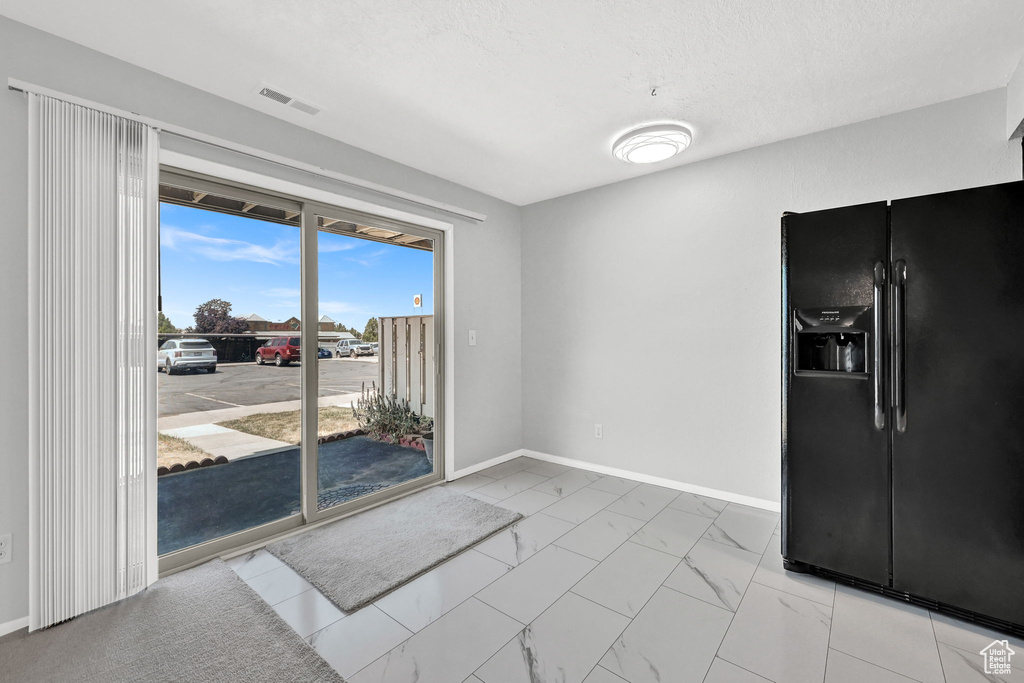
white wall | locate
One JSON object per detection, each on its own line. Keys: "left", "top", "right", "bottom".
{"left": 1008, "top": 57, "right": 1024, "bottom": 139}
{"left": 0, "top": 16, "right": 522, "bottom": 627}
{"left": 521, "top": 89, "right": 1021, "bottom": 507}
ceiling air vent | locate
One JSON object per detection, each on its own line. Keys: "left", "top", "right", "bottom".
{"left": 258, "top": 86, "right": 292, "bottom": 105}
{"left": 289, "top": 100, "right": 321, "bottom": 116}
{"left": 256, "top": 85, "right": 322, "bottom": 116}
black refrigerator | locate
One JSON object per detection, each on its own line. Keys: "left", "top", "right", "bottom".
{"left": 782, "top": 180, "right": 1024, "bottom": 635}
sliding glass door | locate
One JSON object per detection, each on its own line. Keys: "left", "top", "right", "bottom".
{"left": 157, "top": 173, "right": 444, "bottom": 571}
{"left": 157, "top": 175, "right": 304, "bottom": 563}
{"left": 305, "top": 206, "right": 442, "bottom": 522}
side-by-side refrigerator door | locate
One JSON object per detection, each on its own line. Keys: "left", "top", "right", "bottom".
{"left": 783, "top": 202, "right": 890, "bottom": 584}
{"left": 890, "top": 181, "right": 1024, "bottom": 626}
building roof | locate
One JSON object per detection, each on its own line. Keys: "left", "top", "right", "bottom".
{"left": 319, "top": 314, "right": 335, "bottom": 323}
{"left": 242, "top": 313, "right": 267, "bottom": 322}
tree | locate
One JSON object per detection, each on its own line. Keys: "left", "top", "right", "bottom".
{"left": 332, "top": 322, "right": 361, "bottom": 338}
{"left": 362, "top": 317, "right": 379, "bottom": 342}
{"left": 190, "top": 298, "right": 250, "bottom": 334}
{"left": 157, "top": 312, "right": 179, "bottom": 334}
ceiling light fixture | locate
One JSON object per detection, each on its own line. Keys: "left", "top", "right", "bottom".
{"left": 612, "top": 123, "right": 693, "bottom": 164}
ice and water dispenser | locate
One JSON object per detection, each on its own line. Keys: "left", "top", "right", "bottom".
{"left": 793, "top": 306, "right": 870, "bottom": 376}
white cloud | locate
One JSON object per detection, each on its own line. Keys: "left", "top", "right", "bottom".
{"left": 318, "top": 241, "right": 358, "bottom": 253}
{"left": 319, "top": 300, "right": 368, "bottom": 315}
{"left": 348, "top": 248, "right": 389, "bottom": 268}
{"left": 262, "top": 287, "right": 301, "bottom": 298}
{"left": 161, "top": 226, "right": 298, "bottom": 265}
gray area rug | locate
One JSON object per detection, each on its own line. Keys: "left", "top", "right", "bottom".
{"left": 268, "top": 486, "right": 522, "bottom": 611}
{"left": 0, "top": 559, "right": 343, "bottom": 683}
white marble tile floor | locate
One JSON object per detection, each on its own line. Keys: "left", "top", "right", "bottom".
{"left": 225, "top": 456, "right": 1010, "bottom": 682}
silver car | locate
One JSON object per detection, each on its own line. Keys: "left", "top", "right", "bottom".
{"left": 335, "top": 338, "right": 374, "bottom": 358}
{"left": 158, "top": 338, "right": 217, "bottom": 374}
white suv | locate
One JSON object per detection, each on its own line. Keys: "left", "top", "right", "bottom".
{"left": 335, "top": 339, "right": 374, "bottom": 358}
{"left": 158, "top": 339, "right": 217, "bottom": 374}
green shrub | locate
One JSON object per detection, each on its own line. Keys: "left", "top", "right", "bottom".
{"left": 351, "top": 383, "right": 429, "bottom": 443}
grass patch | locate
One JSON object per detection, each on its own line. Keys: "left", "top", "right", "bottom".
{"left": 217, "top": 406, "right": 359, "bottom": 445}
{"left": 158, "top": 433, "right": 212, "bottom": 469}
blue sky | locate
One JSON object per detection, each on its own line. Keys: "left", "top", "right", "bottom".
{"left": 160, "top": 203, "right": 433, "bottom": 332}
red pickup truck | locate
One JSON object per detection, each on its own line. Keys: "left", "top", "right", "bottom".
{"left": 256, "top": 336, "right": 301, "bottom": 366}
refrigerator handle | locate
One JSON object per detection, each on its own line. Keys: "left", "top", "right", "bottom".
{"left": 873, "top": 262, "right": 885, "bottom": 430}
{"left": 893, "top": 260, "right": 907, "bottom": 433}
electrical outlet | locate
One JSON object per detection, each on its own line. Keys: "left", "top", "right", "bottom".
{"left": 594, "top": 424, "right": 603, "bottom": 439}
{"left": 0, "top": 533, "right": 10, "bottom": 565}
{"left": 468, "top": 329, "right": 477, "bottom": 346}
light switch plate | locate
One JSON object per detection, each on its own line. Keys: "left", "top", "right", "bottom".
{"left": 468, "top": 329, "right": 477, "bottom": 346}
{"left": 0, "top": 533, "right": 10, "bottom": 565}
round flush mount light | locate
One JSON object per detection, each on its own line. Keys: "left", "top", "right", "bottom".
{"left": 612, "top": 123, "right": 693, "bottom": 164}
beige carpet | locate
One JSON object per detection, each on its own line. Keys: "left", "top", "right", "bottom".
{"left": 0, "top": 559, "right": 343, "bottom": 682}
{"left": 268, "top": 486, "right": 522, "bottom": 611}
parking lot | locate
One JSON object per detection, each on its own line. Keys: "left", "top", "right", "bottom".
{"left": 158, "top": 357, "right": 379, "bottom": 417}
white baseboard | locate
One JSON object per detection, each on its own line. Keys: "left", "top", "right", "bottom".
{"left": 522, "top": 449, "right": 781, "bottom": 513}
{"left": 448, "top": 449, "right": 526, "bottom": 480}
{"left": 0, "top": 616, "right": 29, "bottom": 638}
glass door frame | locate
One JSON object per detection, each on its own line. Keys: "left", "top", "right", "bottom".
{"left": 300, "top": 201, "right": 446, "bottom": 525}
{"left": 156, "top": 170, "right": 446, "bottom": 574}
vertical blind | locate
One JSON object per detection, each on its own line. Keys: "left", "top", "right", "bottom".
{"left": 27, "top": 93, "right": 158, "bottom": 630}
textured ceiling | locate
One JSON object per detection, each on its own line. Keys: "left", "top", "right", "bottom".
{"left": 3, "top": 0, "right": 1023, "bottom": 205}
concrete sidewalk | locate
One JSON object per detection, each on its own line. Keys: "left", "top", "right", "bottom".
{"left": 158, "top": 391, "right": 362, "bottom": 430}
{"left": 161, "top": 423, "right": 293, "bottom": 461}
{"left": 158, "top": 391, "right": 362, "bottom": 461}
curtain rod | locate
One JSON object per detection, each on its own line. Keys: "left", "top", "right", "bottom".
{"left": 7, "top": 78, "right": 487, "bottom": 223}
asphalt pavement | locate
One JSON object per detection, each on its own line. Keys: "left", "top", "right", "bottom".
{"left": 158, "top": 357, "right": 379, "bottom": 417}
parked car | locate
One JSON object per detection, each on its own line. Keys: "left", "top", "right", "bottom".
{"left": 158, "top": 339, "right": 217, "bottom": 374}
{"left": 336, "top": 338, "right": 374, "bottom": 358}
{"left": 370, "top": 342, "right": 379, "bottom": 353}
{"left": 317, "top": 346, "right": 332, "bottom": 359}
{"left": 256, "top": 336, "right": 301, "bottom": 366}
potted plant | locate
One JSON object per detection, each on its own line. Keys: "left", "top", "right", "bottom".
{"left": 352, "top": 384, "right": 433, "bottom": 465}
{"left": 421, "top": 431, "right": 434, "bottom": 466}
